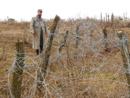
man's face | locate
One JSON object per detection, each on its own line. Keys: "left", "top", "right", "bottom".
{"left": 38, "top": 11, "right": 42, "bottom": 17}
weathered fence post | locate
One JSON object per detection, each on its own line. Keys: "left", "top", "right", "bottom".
{"left": 75, "top": 26, "right": 80, "bottom": 58}
{"left": 38, "top": 15, "right": 60, "bottom": 92}
{"left": 101, "top": 13, "right": 102, "bottom": 28}
{"left": 117, "top": 31, "right": 130, "bottom": 93}
{"left": 111, "top": 13, "right": 114, "bottom": 27}
{"left": 101, "top": 13, "right": 102, "bottom": 22}
{"left": 110, "top": 13, "right": 116, "bottom": 34}
{"left": 103, "top": 28, "right": 110, "bottom": 52}
{"left": 11, "top": 39, "right": 24, "bottom": 98}
{"left": 108, "top": 14, "right": 109, "bottom": 24}
{"left": 58, "top": 30, "right": 69, "bottom": 53}
{"left": 106, "top": 13, "right": 107, "bottom": 23}
{"left": 24, "top": 23, "right": 28, "bottom": 44}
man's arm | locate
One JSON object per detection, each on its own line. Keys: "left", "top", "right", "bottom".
{"left": 30, "top": 17, "right": 35, "bottom": 35}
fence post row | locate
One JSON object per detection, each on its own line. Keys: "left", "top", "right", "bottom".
{"left": 117, "top": 31, "right": 130, "bottom": 93}
{"left": 11, "top": 39, "right": 25, "bottom": 98}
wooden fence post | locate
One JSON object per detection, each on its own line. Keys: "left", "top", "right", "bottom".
{"left": 101, "top": 13, "right": 102, "bottom": 28}
{"left": 24, "top": 23, "right": 28, "bottom": 44}
{"left": 117, "top": 31, "right": 130, "bottom": 92}
{"left": 103, "top": 28, "right": 110, "bottom": 52}
{"left": 108, "top": 14, "right": 109, "bottom": 24}
{"left": 75, "top": 26, "right": 80, "bottom": 59}
{"left": 106, "top": 13, "right": 107, "bottom": 23}
{"left": 111, "top": 13, "right": 114, "bottom": 27}
{"left": 38, "top": 15, "right": 60, "bottom": 92}
{"left": 11, "top": 39, "right": 24, "bottom": 98}
{"left": 58, "top": 30, "right": 69, "bottom": 53}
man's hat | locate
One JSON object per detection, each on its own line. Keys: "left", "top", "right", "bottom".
{"left": 38, "top": 9, "right": 42, "bottom": 12}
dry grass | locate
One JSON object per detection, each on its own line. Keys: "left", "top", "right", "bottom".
{"left": 0, "top": 19, "right": 130, "bottom": 98}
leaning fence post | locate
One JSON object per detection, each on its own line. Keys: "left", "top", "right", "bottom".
{"left": 117, "top": 31, "right": 130, "bottom": 92}
{"left": 38, "top": 15, "right": 60, "bottom": 92}
{"left": 103, "top": 28, "right": 110, "bottom": 52}
{"left": 11, "top": 39, "right": 24, "bottom": 98}
{"left": 58, "top": 30, "right": 69, "bottom": 53}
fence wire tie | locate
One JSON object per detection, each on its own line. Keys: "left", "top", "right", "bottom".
{"left": 23, "top": 65, "right": 32, "bottom": 69}
{"left": 60, "top": 42, "right": 65, "bottom": 46}
{"left": 15, "top": 52, "right": 26, "bottom": 55}
{"left": 124, "top": 68, "right": 130, "bottom": 74}
{"left": 82, "top": 87, "right": 91, "bottom": 94}
{"left": 38, "top": 80, "right": 44, "bottom": 85}
{"left": 65, "top": 34, "right": 68, "bottom": 38}
{"left": 49, "top": 32, "right": 55, "bottom": 37}
{"left": 119, "top": 36, "right": 128, "bottom": 47}
{"left": 43, "top": 57, "right": 49, "bottom": 61}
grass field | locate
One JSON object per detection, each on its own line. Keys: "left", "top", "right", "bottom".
{"left": 1, "top": 19, "right": 130, "bottom": 98}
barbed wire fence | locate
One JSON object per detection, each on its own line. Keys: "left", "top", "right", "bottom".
{"left": 6, "top": 17, "right": 130, "bottom": 98}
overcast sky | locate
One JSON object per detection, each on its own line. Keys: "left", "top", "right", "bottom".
{"left": 0, "top": 0, "right": 129, "bottom": 21}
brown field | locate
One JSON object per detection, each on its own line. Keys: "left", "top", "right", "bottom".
{"left": 1, "top": 18, "right": 130, "bottom": 98}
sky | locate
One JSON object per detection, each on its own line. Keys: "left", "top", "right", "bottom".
{"left": 0, "top": 0, "right": 129, "bottom": 21}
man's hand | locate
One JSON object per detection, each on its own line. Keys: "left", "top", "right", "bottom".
{"left": 46, "top": 33, "right": 49, "bottom": 37}
{"left": 32, "top": 32, "right": 34, "bottom": 35}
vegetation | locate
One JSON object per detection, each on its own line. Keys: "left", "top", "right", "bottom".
{"left": 1, "top": 15, "right": 130, "bottom": 97}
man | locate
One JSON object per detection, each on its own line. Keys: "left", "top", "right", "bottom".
{"left": 30, "top": 9, "right": 48, "bottom": 55}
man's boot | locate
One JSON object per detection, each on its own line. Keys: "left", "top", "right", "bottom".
{"left": 36, "top": 49, "right": 39, "bottom": 55}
